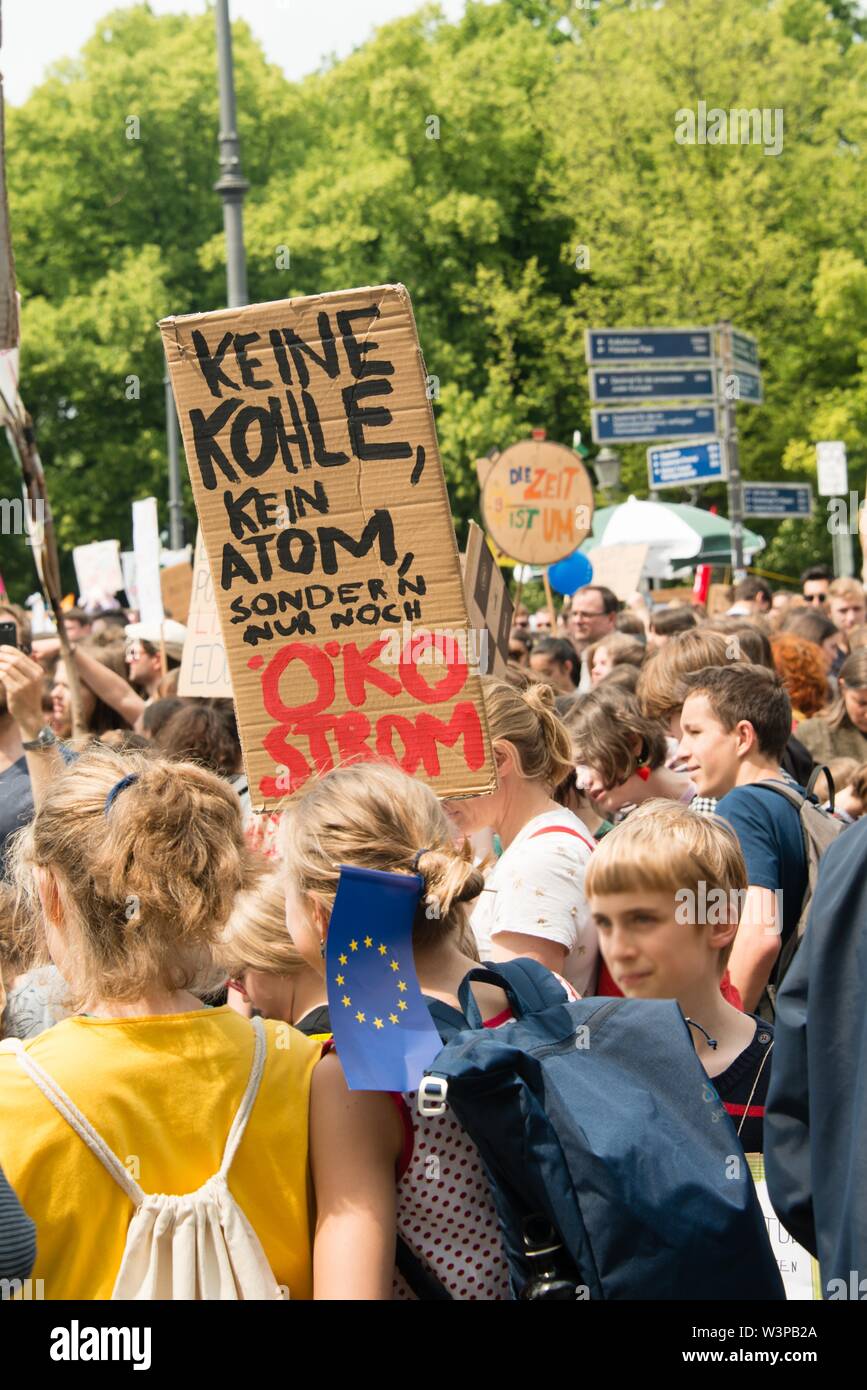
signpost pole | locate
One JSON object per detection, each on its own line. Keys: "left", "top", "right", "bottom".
{"left": 719, "top": 321, "right": 745, "bottom": 578}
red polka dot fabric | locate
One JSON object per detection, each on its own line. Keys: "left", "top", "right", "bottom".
{"left": 392, "top": 1091, "right": 510, "bottom": 1301}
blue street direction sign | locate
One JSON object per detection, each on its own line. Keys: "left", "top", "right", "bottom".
{"left": 589, "top": 367, "right": 717, "bottom": 403}
{"left": 723, "top": 327, "right": 760, "bottom": 370}
{"left": 647, "top": 439, "right": 726, "bottom": 490}
{"left": 585, "top": 327, "right": 714, "bottom": 366}
{"left": 742, "top": 483, "right": 812, "bottom": 519}
{"left": 722, "top": 368, "right": 763, "bottom": 405}
{"left": 592, "top": 405, "right": 719, "bottom": 444}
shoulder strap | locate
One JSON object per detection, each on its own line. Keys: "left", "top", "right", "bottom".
{"left": 218, "top": 1015, "right": 267, "bottom": 1178}
{"left": 751, "top": 778, "right": 806, "bottom": 810}
{"left": 529, "top": 823, "right": 595, "bottom": 854}
{"left": 7, "top": 1015, "right": 267, "bottom": 1198}
{"left": 806, "top": 764, "right": 833, "bottom": 810}
{"left": 7, "top": 1038, "right": 145, "bottom": 1207}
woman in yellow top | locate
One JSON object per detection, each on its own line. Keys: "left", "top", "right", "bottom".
{"left": 0, "top": 745, "right": 395, "bottom": 1300}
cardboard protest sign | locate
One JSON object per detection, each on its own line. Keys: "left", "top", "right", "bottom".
{"left": 160, "top": 561, "right": 193, "bottom": 625}
{"left": 132, "top": 498, "right": 164, "bottom": 626}
{"left": 160, "top": 285, "right": 495, "bottom": 808}
{"left": 481, "top": 439, "right": 594, "bottom": 566}
{"left": 178, "top": 531, "right": 233, "bottom": 698}
{"left": 461, "top": 521, "right": 513, "bottom": 676}
{"left": 72, "top": 539, "right": 123, "bottom": 604}
{"left": 589, "top": 543, "right": 648, "bottom": 601}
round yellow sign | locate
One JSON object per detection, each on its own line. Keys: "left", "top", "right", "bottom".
{"left": 481, "top": 440, "right": 594, "bottom": 565}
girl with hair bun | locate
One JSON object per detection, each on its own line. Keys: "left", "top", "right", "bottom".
{"left": 443, "top": 676, "right": 598, "bottom": 995}
{"left": 282, "top": 759, "right": 571, "bottom": 1300}
{"left": 0, "top": 747, "right": 381, "bottom": 1300}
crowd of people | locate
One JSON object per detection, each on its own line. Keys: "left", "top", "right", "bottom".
{"left": 0, "top": 559, "right": 864, "bottom": 1301}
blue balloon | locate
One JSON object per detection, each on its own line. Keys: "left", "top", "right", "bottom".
{"left": 547, "top": 550, "right": 594, "bottom": 595}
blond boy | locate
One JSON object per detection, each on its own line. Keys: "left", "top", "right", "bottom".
{"left": 585, "top": 800, "right": 774, "bottom": 1152}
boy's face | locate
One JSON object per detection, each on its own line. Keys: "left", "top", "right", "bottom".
{"left": 677, "top": 692, "right": 741, "bottom": 798}
{"left": 589, "top": 887, "right": 719, "bottom": 1001}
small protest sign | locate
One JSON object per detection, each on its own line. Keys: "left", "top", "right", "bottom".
{"left": 160, "top": 285, "right": 495, "bottom": 808}
{"left": 481, "top": 439, "right": 594, "bottom": 566}
{"left": 72, "top": 539, "right": 123, "bottom": 605}
{"left": 461, "top": 521, "right": 513, "bottom": 676}
{"left": 160, "top": 560, "right": 193, "bottom": 625}
{"left": 178, "top": 531, "right": 232, "bottom": 698}
{"left": 589, "top": 543, "right": 648, "bottom": 601}
{"left": 132, "top": 498, "right": 164, "bottom": 626}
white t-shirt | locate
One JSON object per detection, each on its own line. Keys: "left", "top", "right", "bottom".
{"left": 471, "top": 809, "right": 598, "bottom": 996}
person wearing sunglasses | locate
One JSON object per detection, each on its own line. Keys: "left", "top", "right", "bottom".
{"left": 801, "top": 564, "right": 832, "bottom": 607}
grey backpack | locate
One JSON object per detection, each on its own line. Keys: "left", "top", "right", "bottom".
{"left": 761, "top": 769, "right": 844, "bottom": 1007}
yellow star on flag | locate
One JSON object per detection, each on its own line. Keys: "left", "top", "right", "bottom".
{"left": 338, "top": 953, "right": 348, "bottom": 966}
{"left": 349, "top": 939, "right": 358, "bottom": 952}
{"left": 373, "top": 1017, "right": 384, "bottom": 1030}
{"left": 397, "top": 980, "right": 407, "bottom": 992}
{"left": 335, "top": 973, "right": 345, "bottom": 986}
{"left": 355, "top": 1011, "right": 366, "bottom": 1023}
{"left": 398, "top": 1000, "right": 408, "bottom": 1012}
{"left": 390, "top": 960, "right": 400, "bottom": 972}
{"left": 342, "top": 995, "right": 351, "bottom": 1007}
{"left": 389, "top": 1013, "right": 399, "bottom": 1024}
{"left": 364, "top": 935, "right": 373, "bottom": 948}
{"left": 378, "top": 944, "right": 387, "bottom": 956}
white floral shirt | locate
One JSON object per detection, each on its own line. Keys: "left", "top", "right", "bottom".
{"left": 470, "top": 809, "right": 598, "bottom": 996}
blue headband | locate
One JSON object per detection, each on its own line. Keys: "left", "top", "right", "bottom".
{"left": 104, "top": 773, "right": 140, "bottom": 816}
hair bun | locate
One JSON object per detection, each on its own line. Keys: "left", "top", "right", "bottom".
{"left": 414, "top": 846, "right": 485, "bottom": 919}
{"left": 523, "top": 681, "right": 556, "bottom": 712}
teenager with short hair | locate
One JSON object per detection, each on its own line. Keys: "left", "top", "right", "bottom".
{"left": 586, "top": 801, "right": 773, "bottom": 1152}
{"left": 677, "top": 666, "right": 810, "bottom": 1012}
{"left": 569, "top": 689, "right": 694, "bottom": 818}
{"left": 827, "top": 578, "right": 866, "bottom": 634}
{"left": 585, "top": 632, "right": 645, "bottom": 686}
{"left": 647, "top": 605, "right": 699, "bottom": 649}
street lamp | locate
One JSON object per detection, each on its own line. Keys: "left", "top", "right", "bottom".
{"left": 594, "top": 446, "right": 621, "bottom": 493}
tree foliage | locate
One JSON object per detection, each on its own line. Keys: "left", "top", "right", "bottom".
{"left": 3, "top": 0, "right": 865, "bottom": 595}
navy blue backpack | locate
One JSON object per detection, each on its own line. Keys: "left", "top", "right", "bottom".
{"left": 419, "top": 960, "right": 784, "bottom": 1301}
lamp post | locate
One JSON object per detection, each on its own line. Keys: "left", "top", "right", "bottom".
{"left": 594, "top": 446, "right": 621, "bottom": 494}
{"left": 214, "top": 0, "right": 249, "bottom": 308}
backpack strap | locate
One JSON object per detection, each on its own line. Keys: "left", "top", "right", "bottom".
{"left": 456, "top": 961, "right": 570, "bottom": 1027}
{"left": 806, "top": 764, "right": 834, "bottom": 812}
{"left": 5, "top": 1038, "right": 146, "bottom": 1208}
{"left": 529, "top": 823, "right": 596, "bottom": 854}
{"left": 218, "top": 1015, "right": 267, "bottom": 1178}
{"left": 752, "top": 778, "right": 806, "bottom": 810}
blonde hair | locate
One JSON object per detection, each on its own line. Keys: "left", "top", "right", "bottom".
{"left": 584, "top": 799, "right": 748, "bottom": 969}
{"left": 828, "top": 577, "right": 865, "bottom": 603}
{"left": 9, "top": 746, "right": 259, "bottom": 1004}
{"left": 281, "top": 761, "right": 483, "bottom": 951}
{"left": 216, "top": 868, "right": 307, "bottom": 979}
{"left": 637, "top": 629, "right": 742, "bottom": 720}
{"left": 481, "top": 676, "right": 574, "bottom": 789}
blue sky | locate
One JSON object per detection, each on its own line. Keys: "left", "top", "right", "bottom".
{"left": 2, "top": 0, "right": 470, "bottom": 106}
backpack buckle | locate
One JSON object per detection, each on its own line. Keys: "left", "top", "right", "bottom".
{"left": 417, "top": 1076, "right": 448, "bottom": 1116}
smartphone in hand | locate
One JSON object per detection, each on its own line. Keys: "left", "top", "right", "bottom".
{"left": 0, "top": 621, "right": 18, "bottom": 650}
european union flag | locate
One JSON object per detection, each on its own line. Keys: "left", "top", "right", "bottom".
{"left": 326, "top": 864, "right": 444, "bottom": 1091}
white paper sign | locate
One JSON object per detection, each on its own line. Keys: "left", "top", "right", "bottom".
{"left": 132, "top": 498, "right": 164, "bottom": 627}
{"left": 72, "top": 539, "right": 123, "bottom": 603}
{"left": 747, "top": 1155, "right": 819, "bottom": 1300}
{"left": 816, "top": 441, "right": 848, "bottom": 498}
